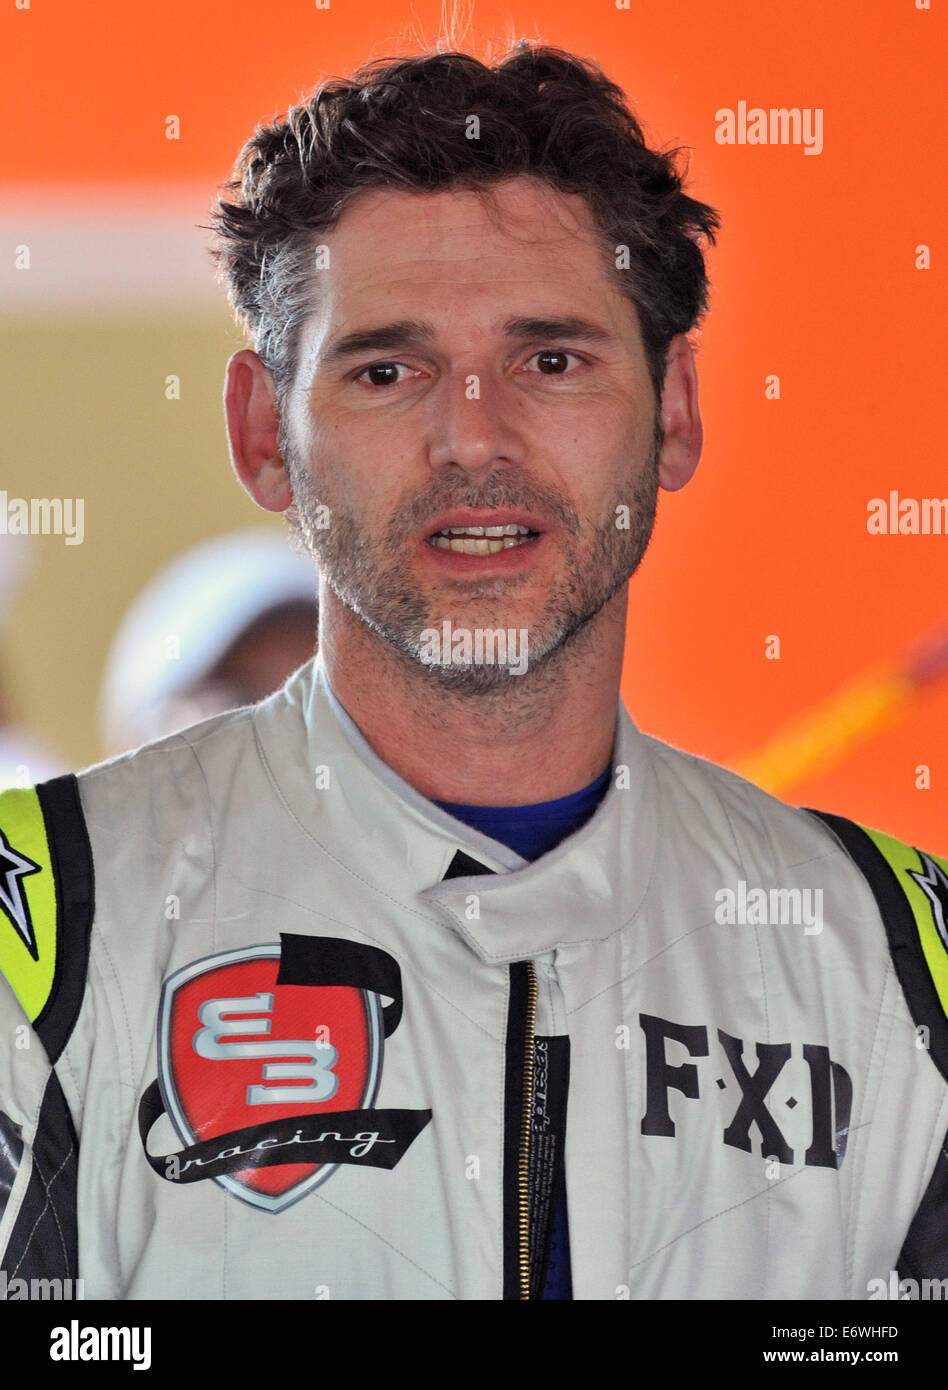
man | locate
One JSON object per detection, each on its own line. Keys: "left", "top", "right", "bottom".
{"left": 1, "top": 43, "right": 947, "bottom": 1302}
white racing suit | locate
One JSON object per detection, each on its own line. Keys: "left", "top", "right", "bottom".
{"left": 1, "top": 653, "right": 947, "bottom": 1300}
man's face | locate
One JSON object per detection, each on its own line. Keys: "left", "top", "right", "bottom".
{"left": 281, "top": 176, "right": 664, "bottom": 692}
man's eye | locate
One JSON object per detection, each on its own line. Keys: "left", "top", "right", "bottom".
{"left": 356, "top": 362, "right": 412, "bottom": 387}
{"left": 524, "top": 350, "right": 583, "bottom": 376}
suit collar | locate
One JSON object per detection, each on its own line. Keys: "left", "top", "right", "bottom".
{"left": 255, "top": 653, "right": 658, "bottom": 963}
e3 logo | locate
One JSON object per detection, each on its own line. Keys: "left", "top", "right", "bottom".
{"left": 193, "top": 993, "right": 339, "bottom": 1105}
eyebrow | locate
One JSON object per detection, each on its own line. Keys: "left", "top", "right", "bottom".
{"left": 320, "top": 320, "right": 435, "bottom": 371}
{"left": 503, "top": 316, "right": 616, "bottom": 346}
{"left": 319, "top": 315, "right": 617, "bottom": 370}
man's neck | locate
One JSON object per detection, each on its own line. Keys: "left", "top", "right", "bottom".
{"left": 319, "top": 591, "right": 626, "bottom": 806}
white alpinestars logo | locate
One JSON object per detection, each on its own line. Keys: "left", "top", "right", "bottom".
{"left": 0, "top": 829, "right": 42, "bottom": 959}
{"left": 908, "top": 852, "right": 948, "bottom": 952}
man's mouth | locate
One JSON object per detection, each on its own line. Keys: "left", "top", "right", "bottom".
{"left": 426, "top": 524, "right": 540, "bottom": 556}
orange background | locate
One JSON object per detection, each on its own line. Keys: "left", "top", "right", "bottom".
{"left": 1, "top": 0, "right": 945, "bottom": 848}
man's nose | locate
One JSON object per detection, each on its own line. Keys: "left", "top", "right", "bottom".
{"left": 424, "top": 368, "right": 526, "bottom": 478}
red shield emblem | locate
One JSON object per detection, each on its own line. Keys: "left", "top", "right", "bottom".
{"left": 158, "top": 943, "right": 383, "bottom": 1212}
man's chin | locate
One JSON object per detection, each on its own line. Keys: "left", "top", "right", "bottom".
{"left": 397, "top": 611, "right": 587, "bottom": 694}
{"left": 415, "top": 661, "right": 532, "bottom": 696}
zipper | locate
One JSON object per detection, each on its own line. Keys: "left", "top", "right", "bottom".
{"left": 502, "top": 960, "right": 537, "bottom": 1299}
{"left": 517, "top": 959, "right": 538, "bottom": 1300}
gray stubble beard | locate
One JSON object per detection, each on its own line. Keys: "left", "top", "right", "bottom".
{"left": 282, "top": 414, "right": 662, "bottom": 697}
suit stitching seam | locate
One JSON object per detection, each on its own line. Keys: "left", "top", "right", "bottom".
{"left": 88, "top": 948, "right": 130, "bottom": 1294}
{"left": 249, "top": 716, "right": 454, "bottom": 929}
{"left": 716, "top": 780, "right": 777, "bottom": 1289}
{"left": 177, "top": 740, "right": 225, "bottom": 1295}
{"left": 59, "top": 1049, "right": 81, "bottom": 1118}
{"left": 629, "top": 1122, "right": 873, "bottom": 1273}
{"left": 92, "top": 940, "right": 134, "bottom": 1087}
{"left": 566, "top": 917, "right": 720, "bottom": 1016}
{"left": 565, "top": 854, "right": 844, "bottom": 1017}
{"left": 310, "top": 1191, "right": 459, "bottom": 1298}
{"left": 754, "top": 920, "right": 774, "bottom": 1281}
{"left": 10, "top": 1143, "right": 72, "bottom": 1280}
{"left": 844, "top": 966, "right": 892, "bottom": 1293}
{"left": 178, "top": 738, "right": 218, "bottom": 943}
{"left": 783, "top": 850, "right": 847, "bottom": 872}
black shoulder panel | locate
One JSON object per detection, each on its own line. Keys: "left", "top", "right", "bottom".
{"left": 898, "top": 1141, "right": 948, "bottom": 1284}
{"left": 808, "top": 808, "right": 948, "bottom": 1284}
{"left": 806, "top": 808, "right": 948, "bottom": 1083}
{"left": 32, "top": 776, "right": 94, "bottom": 1064}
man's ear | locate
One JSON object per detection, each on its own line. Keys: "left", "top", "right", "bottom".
{"left": 657, "top": 335, "right": 703, "bottom": 493}
{"left": 223, "top": 349, "right": 294, "bottom": 512}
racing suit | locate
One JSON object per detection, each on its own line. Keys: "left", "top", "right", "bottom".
{"left": 1, "top": 653, "right": 947, "bottom": 1300}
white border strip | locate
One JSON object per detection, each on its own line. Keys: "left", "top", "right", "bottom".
{"left": 0, "top": 182, "right": 231, "bottom": 310}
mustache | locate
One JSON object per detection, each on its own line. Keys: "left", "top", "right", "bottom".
{"left": 392, "top": 474, "right": 581, "bottom": 540}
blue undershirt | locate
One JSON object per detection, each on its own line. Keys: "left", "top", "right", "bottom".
{"left": 432, "top": 764, "right": 612, "bottom": 1300}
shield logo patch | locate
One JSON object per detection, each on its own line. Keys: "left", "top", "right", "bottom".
{"left": 157, "top": 943, "right": 383, "bottom": 1212}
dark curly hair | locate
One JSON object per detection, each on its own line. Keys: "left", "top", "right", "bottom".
{"left": 207, "top": 43, "right": 720, "bottom": 413}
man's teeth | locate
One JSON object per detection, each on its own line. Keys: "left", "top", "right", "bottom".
{"left": 428, "top": 524, "right": 535, "bottom": 555}
{"left": 442, "top": 525, "right": 529, "bottom": 536}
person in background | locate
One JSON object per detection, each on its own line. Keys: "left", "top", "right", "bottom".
{"left": 99, "top": 528, "right": 318, "bottom": 755}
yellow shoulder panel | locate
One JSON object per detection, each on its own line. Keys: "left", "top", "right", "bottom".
{"left": 0, "top": 786, "right": 58, "bottom": 1023}
{"left": 861, "top": 825, "right": 948, "bottom": 1020}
